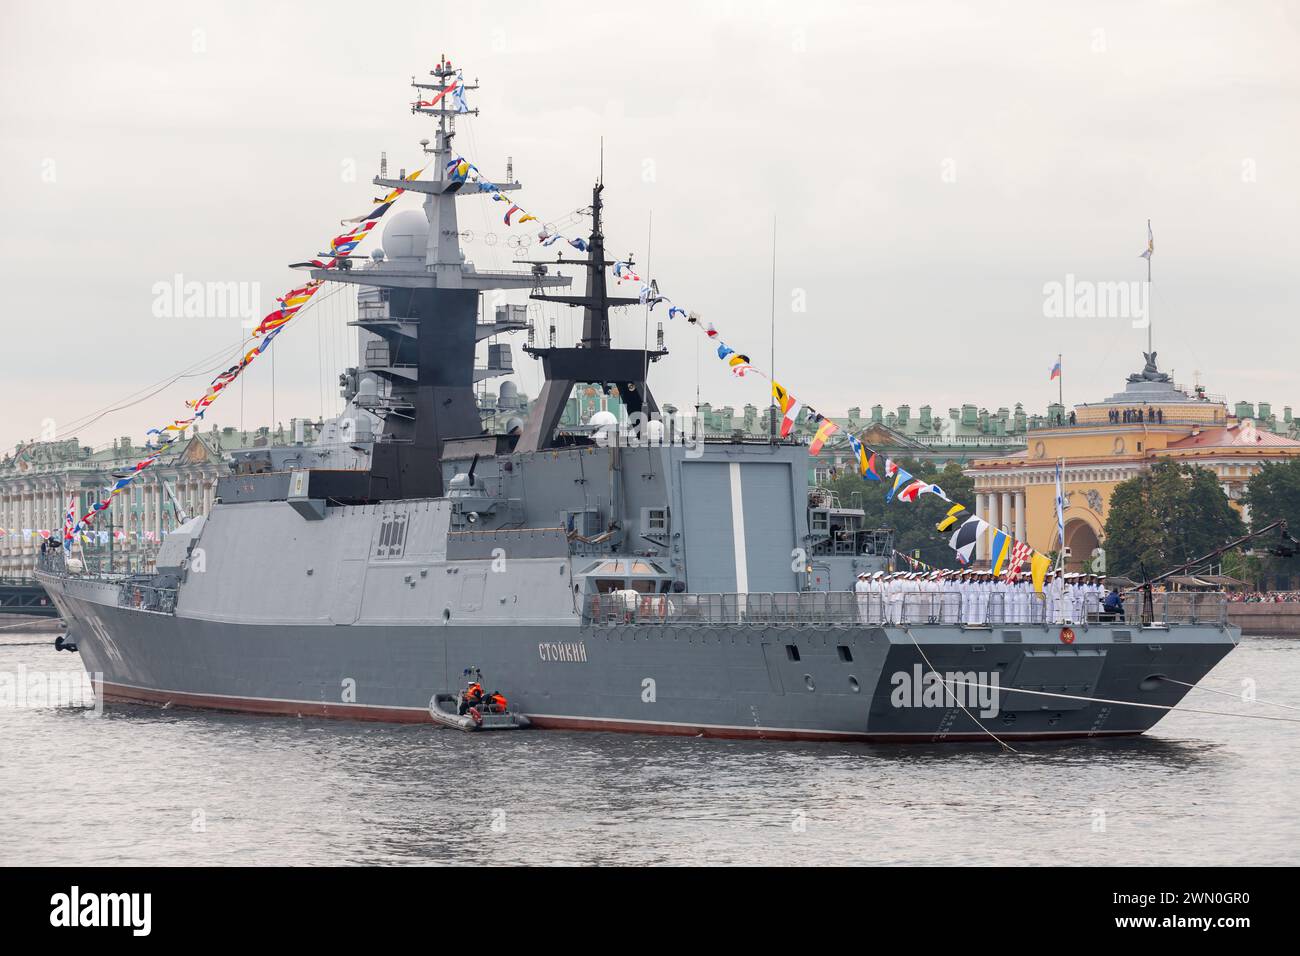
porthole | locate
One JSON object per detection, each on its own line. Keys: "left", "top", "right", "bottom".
{"left": 848, "top": 676, "right": 860, "bottom": 693}
{"left": 803, "top": 674, "right": 816, "bottom": 692}
{"left": 442, "top": 608, "right": 451, "bottom": 622}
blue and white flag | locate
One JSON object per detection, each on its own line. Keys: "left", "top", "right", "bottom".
{"left": 1054, "top": 460, "right": 1066, "bottom": 546}
{"left": 451, "top": 72, "right": 470, "bottom": 114}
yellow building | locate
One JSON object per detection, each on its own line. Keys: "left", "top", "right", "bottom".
{"left": 965, "top": 354, "right": 1300, "bottom": 570}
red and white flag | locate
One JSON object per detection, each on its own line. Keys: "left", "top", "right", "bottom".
{"left": 1005, "top": 540, "right": 1032, "bottom": 580}
{"left": 896, "top": 480, "right": 929, "bottom": 503}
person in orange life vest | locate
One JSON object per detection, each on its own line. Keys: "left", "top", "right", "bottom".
{"left": 484, "top": 691, "right": 508, "bottom": 714}
{"left": 459, "top": 680, "right": 485, "bottom": 715}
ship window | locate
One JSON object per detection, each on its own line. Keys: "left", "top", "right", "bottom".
{"left": 786, "top": 644, "right": 801, "bottom": 662}
{"left": 645, "top": 508, "right": 668, "bottom": 533}
{"left": 593, "top": 579, "right": 624, "bottom": 594}
{"left": 837, "top": 645, "right": 853, "bottom": 663}
{"left": 630, "top": 560, "right": 660, "bottom": 575}
{"left": 628, "top": 579, "right": 657, "bottom": 594}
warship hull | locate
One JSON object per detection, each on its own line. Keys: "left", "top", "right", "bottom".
{"left": 26, "top": 61, "right": 1249, "bottom": 748}
{"left": 37, "top": 567, "right": 1236, "bottom": 743}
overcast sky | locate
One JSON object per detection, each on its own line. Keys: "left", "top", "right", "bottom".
{"left": 2, "top": 0, "right": 1297, "bottom": 453}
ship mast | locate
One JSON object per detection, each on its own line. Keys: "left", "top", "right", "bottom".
{"left": 515, "top": 182, "right": 668, "bottom": 452}
{"left": 299, "top": 57, "right": 570, "bottom": 499}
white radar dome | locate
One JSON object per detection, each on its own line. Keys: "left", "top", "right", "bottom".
{"left": 381, "top": 209, "right": 430, "bottom": 260}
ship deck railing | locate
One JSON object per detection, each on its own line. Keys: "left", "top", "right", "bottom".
{"left": 585, "top": 591, "right": 1228, "bottom": 627}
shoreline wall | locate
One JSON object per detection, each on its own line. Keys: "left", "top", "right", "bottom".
{"left": 1227, "top": 603, "right": 1300, "bottom": 636}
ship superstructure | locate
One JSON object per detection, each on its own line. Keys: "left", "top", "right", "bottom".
{"left": 34, "top": 62, "right": 1238, "bottom": 743}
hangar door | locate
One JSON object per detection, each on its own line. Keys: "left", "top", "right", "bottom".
{"left": 680, "top": 461, "right": 797, "bottom": 594}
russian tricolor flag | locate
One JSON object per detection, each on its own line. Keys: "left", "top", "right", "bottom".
{"left": 1050, "top": 360, "right": 1062, "bottom": 381}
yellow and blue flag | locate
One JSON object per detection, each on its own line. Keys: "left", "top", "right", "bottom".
{"left": 990, "top": 529, "right": 1010, "bottom": 576}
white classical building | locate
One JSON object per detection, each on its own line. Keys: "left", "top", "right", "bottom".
{"left": 1, "top": 423, "right": 304, "bottom": 577}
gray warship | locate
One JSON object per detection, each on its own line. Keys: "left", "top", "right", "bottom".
{"left": 36, "top": 63, "right": 1238, "bottom": 742}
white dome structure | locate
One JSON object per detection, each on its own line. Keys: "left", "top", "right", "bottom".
{"left": 381, "top": 209, "right": 430, "bottom": 260}
{"left": 588, "top": 410, "right": 619, "bottom": 429}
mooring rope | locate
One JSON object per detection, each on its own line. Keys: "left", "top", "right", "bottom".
{"left": 904, "top": 628, "right": 1021, "bottom": 754}
{"left": 0, "top": 619, "right": 56, "bottom": 630}
{"left": 1156, "top": 676, "right": 1300, "bottom": 713}
{"left": 943, "top": 678, "right": 1300, "bottom": 724}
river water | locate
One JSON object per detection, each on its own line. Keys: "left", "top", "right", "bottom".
{"left": 1, "top": 628, "right": 1296, "bottom": 866}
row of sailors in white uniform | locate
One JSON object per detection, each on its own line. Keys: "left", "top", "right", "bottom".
{"left": 852, "top": 569, "right": 1108, "bottom": 625}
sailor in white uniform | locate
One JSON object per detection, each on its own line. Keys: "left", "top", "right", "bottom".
{"left": 924, "top": 570, "right": 942, "bottom": 622}
{"left": 1025, "top": 578, "right": 1042, "bottom": 623}
{"left": 854, "top": 572, "right": 870, "bottom": 622}
{"left": 937, "top": 571, "right": 956, "bottom": 623}
{"left": 901, "top": 572, "right": 920, "bottom": 623}
{"left": 1087, "top": 574, "right": 1104, "bottom": 619}
{"left": 885, "top": 572, "right": 903, "bottom": 625}
{"left": 1013, "top": 576, "right": 1031, "bottom": 623}
{"left": 870, "top": 571, "right": 886, "bottom": 622}
{"left": 1047, "top": 569, "right": 1067, "bottom": 623}
{"left": 990, "top": 572, "right": 1009, "bottom": 625}
{"left": 959, "top": 570, "right": 977, "bottom": 625}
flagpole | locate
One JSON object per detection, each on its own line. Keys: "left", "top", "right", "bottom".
{"left": 1054, "top": 457, "right": 1066, "bottom": 572}
{"left": 1144, "top": 217, "right": 1153, "bottom": 356}
{"left": 1147, "top": 239, "right": 1152, "bottom": 356}
{"left": 107, "top": 495, "right": 114, "bottom": 575}
{"left": 1058, "top": 352, "right": 1063, "bottom": 412}
{"left": 768, "top": 215, "right": 777, "bottom": 443}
